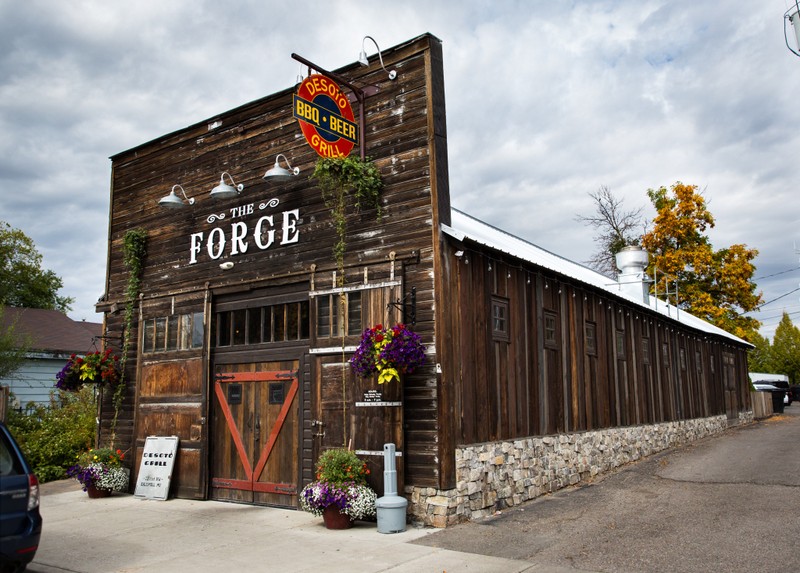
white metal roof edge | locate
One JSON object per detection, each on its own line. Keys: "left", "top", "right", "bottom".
{"left": 444, "top": 208, "right": 751, "bottom": 347}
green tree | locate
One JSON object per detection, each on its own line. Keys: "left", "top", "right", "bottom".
{"left": 640, "top": 182, "right": 761, "bottom": 340}
{"left": 0, "top": 221, "right": 73, "bottom": 313}
{"left": 0, "top": 306, "right": 30, "bottom": 378}
{"left": 770, "top": 312, "right": 800, "bottom": 385}
{"left": 746, "top": 331, "right": 773, "bottom": 373}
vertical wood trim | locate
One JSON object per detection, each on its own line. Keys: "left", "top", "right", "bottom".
{"left": 423, "top": 38, "right": 451, "bottom": 489}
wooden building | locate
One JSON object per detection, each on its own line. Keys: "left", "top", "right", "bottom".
{"left": 97, "top": 33, "right": 752, "bottom": 525}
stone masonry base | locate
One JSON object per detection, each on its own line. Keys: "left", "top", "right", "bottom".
{"left": 406, "top": 413, "right": 752, "bottom": 528}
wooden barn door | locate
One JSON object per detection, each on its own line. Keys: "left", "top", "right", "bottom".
{"left": 309, "top": 280, "right": 405, "bottom": 496}
{"left": 210, "top": 360, "right": 299, "bottom": 507}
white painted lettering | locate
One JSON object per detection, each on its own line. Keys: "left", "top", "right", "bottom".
{"left": 189, "top": 232, "right": 204, "bottom": 265}
{"left": 230, "top": 221, "right": 249, "bottom": 255}
{"left": 254, "top": 215, "right": 274, "bottom": 250}
{"left": 282, "top": 209, "right": 299, "bottom": 244}
{"left": 207, "top": 227, "right": 225, "bottom": 260}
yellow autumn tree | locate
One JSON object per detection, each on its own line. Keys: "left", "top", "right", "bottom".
{"left": 640, "top": 182, "right": 762, "bottom": 340}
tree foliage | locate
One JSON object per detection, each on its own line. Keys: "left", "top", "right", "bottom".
{"left": 576, "top": 186, "right": 645, "bottom": 277}
{"left": 0, "top": 306, "right": 30, "bottom": 379}
{"left": 0, "top": 221, "right": 73, "bottom": 313}
{"left": 640, "top": 182, "right": 761, "bottom": 340}
{"left": 746, "top": 330, "right": 774, "bottom": 374}
{"left": 770, "top": 312, "right": 800, "bottom": 385}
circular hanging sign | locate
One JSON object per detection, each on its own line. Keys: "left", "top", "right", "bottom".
{"left": 293, "top": 74, "right": 358, "bottom": 158}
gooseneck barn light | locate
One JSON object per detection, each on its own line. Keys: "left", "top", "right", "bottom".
{"left": 785, "top": 2, "right": 800, "bottom": 57}
{"left": 263, "top": 154, "right": 300, "bottom": 181}
{"left": 209, "top": 172, "right": 244, "bottom": 200}
{"left": 158, "top": 184, "right": 195, "bottom": 209}
{"left": 358, "top": 36, "right": 397, "bottom": 80}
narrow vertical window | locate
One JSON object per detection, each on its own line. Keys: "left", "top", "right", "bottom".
{"left": 544, "top": 311, "right": 557, "bottom": 348}
{"left": 491, "top": 296, "right": 510, "bottom": 342}
{"left": 641, "top": 338, "right": 650, "bottom": 365}
{"left": 585, "top": 322, "right": 596, "bottom": 355}
{"left": 615, "top": 330, "right": 625, "bottom": 359}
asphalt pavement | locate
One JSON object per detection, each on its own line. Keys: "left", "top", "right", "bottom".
{"left": 30, "top": 406, "right": 800, "bottom": 573}
{"left": 415, "top": 407, "right": 800, "bottom": 572}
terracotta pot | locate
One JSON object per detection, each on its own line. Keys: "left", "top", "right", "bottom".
{"left": 322, "top": 505, "right": 353, "bottom": 529}
{"left": 86, "top": 484, "right": 112, "bottom": 498}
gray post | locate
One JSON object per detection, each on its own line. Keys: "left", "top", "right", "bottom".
{"left": 375, "top": 443, "right": 408, "bottom": 533}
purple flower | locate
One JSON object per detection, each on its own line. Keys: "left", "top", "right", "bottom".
{"left": 350, "top": 323, "right": 425, "bottom": 380}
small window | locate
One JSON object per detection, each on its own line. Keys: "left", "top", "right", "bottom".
{"left": 679, "top": 348, "right": 687, "bottom": 371}
{"left": 615, "top": 330, "right": 625, "bottom": 359}
{"left": 642, "top": 338, "right": 650, "bottom": 365}
{"left": 315, "top": 292, "right": 362, "bottom": 339}
{"left": 544, "top": 312, "right": 557, "bottom": 348}
{"left": 662, "top": 343, "right": 670, "bottom": 368}
{"left": 491, "top": 297, "right": 510, "bottom": 342}
{"left": 585, "top": 322, "right": 596, "bottom": 355}
{"left": 142, "top": 312, "right": 204, "bottom": 354}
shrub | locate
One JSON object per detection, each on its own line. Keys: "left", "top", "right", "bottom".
{"left": 6, "top": 387, "right": 97, "bottom": 482}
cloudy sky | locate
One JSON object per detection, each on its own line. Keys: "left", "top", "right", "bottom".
{"left": 2, "top": 1, "right": 799, "bottom": 340}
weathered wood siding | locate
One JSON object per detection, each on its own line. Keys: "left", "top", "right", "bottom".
{"left": 99, "top": 35, "right": 449, "bottom": 495}
{"left": 444, "top": 245, "right": 751, "bottom": 451}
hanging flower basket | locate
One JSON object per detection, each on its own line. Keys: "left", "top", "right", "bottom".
{"left": 350, "top": 323, "right": 425, "bottom": 384}
{"left": 56, "top": 349, "right": 120, "bottom": 392}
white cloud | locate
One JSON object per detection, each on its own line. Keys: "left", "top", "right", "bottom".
{"left": 0, "top": 0, "right": 798, "bottom": 339}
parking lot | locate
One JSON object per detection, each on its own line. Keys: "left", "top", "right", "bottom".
{"left": 416, "top": 407, "right": 800, "bottom": 572}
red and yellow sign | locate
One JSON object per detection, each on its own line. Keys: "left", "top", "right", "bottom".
{"left": 293, "top": 74, "right": 358, "bottom": 158}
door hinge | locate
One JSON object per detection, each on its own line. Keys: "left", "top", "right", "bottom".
{"left": 310, "top": 419, "right": 325, "bottom": 438}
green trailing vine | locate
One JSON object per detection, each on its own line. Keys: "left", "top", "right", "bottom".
{"left": 311, "top": 155, "right": 383, "bottom": 286}
{"left": 311, "top": 155, "right": 383, "bottom": 448}
{"left": 110, "top": 228, "right": 147, "bottom": 447}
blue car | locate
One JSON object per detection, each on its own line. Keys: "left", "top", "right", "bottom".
{"left": 0, "top": 422, "right": 42, "bottom": 573}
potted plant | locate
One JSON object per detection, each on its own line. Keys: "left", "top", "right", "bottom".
{"left": 67, "top": 447, "right": 129, "bottom": 498}
{"left": 299, "top": 449, "right": 377, "bottom": 529}
{"left": 56, "top": 349, "right": 120, "bottom": 392}
{"left": 350, "top": 323, "right": 426, "bottom": 384}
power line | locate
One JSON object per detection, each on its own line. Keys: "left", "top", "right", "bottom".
{"left": 745, "top": 287, "right": 800, "bottom": 313}
{"left": 754, "top": 266, "right": 800, "bottom": 280}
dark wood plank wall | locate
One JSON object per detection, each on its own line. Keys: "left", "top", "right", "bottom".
{"left": 446, "top": 244, "right": 751, "bottom": 450}
{"left": 99, "top": 35, "right": 447, "bottom": 491}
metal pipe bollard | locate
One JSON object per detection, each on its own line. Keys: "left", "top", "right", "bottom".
{"left": 375, "top": 443, "right": 408, "bottom": 533}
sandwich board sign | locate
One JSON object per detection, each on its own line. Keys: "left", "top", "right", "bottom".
{"left": 134, "top": 436, "right": 179, "bottom": 500}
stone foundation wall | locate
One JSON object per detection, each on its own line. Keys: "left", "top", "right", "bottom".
{"left": 407, "top": 414, "right": 739, "bottom": 527}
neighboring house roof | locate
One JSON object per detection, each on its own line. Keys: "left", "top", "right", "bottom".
{"left": 442, "top": 209, "right": 750, "bottom": 347}
{"left": 1, "top": 307, "right": 102, "bottom": 355}
{"left": 749, "top": 372, "right": 789, "bottom": 383}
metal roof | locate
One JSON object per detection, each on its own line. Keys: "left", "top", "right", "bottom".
{"left": 442, "top": 208, "right": 750, "bottom": 347}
